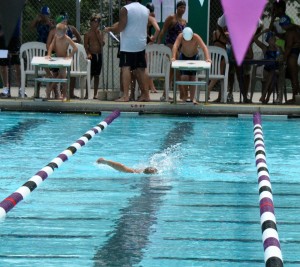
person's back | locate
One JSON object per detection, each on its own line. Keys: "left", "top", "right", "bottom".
{"left": 120, "top": 2, "right": 149, "bottom": 52}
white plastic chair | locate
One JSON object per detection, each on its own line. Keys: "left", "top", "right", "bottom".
{"left": 68, "top": 43, "right": 91, "bottom": 99}
{"left": 20, "top": 42, "right": 47, "bottom": 95}
{"left": 145, "top": 44, "right": 171, "bottom": 101}
{"left": 197, "top": 46, "right": 229, "bottom": 103}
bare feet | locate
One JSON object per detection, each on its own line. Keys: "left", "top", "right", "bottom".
{"left": 137, "top": 96, "right": 150, "bottom": 102}
{"left": 115, "top": 96, "right": 129, "bottom": 102}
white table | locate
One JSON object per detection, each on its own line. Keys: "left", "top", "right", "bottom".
{"left": 31, "top": 57, "right": 72, "bottom": 100}
{"left": 172, "top": 60, "right": 211, "bottom": 103}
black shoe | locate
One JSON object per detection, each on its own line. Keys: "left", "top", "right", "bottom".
{"left": 243, "top": 98, "right": 252, "bottom": 103}
{"left": 227, "top": 93, "right": 234, "bottom": 103}
{"left": 0, "top": 93, "right": 11, "bottom": 98}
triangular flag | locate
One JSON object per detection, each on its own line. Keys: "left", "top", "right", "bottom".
{"left": 0, "top": 0, "right": 25, "bottom": 49}
{"left": 199, "top": 0, "right": 205, "bottom": 7}
{"left": 221, "top": 0, "right": 267, "bottom": 65}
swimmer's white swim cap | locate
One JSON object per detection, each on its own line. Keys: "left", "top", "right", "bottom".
{"left": 183, "top": 27, "right": 193, "bottom": 41}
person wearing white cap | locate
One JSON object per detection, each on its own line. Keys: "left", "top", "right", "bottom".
{"left": 172, "top": 27, "right": 211, "bottom": 104}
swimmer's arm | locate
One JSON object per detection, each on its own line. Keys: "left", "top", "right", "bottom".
{"left": 96, "top": 158, "right": 138, "bottom": 173}
{"left": 157, "top": 15, "right": 172, "bottom": 44}
{"left": 253, "top": 31, "right": 267, "bottom": 53}
{"left": 67, "top": 37, "right": 78, "bottom": 59}
{"left": 148, "top": 16, "right": 160, "bottom": 42}
{"left": 195, "top": 34, "right": 211, "bottom": 62}
{"left": 172, "top": 33, "right": 182, "bottom": 61}
{"left": 106, "top": 8, "right": 126, "bottom": 34}
{"left": 46, "top": 37, "right": 55, "bottom": 58}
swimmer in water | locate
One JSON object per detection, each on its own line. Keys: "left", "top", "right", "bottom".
{"left": 96, "top": 158, "right": 158, "bottom": 174}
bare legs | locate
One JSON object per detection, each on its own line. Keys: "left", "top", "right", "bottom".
{"left": 286, "top": 54, "right": 300, "bottom": 102}
{"left": 180, "top": 74, "right": 198, "bottom": 104}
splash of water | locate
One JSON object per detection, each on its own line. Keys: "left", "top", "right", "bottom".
{"left": 149, "top": 143, "right": 183, "bottom": 174}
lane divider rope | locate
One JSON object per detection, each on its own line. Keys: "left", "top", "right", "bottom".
{"left": 0, "top": 110, "right": 120, "bottom": 219}
{"left": 253, "top": 112, "right": 283, "bottom": 267}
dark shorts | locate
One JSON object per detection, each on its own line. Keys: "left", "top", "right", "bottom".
{"left": 119, "top": 50, "right": 146, "bottom": 70}
{"left": 91, "top": 53, "right": 102, "bottom": 76}
{"left": 179, "top": 53, "right": 200, "bottom": 76}
{"left": 0, "top": 37, "right": 21, "bottom": 66}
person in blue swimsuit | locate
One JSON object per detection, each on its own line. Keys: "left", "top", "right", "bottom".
{"left": 31, "top": 6, "right": 54, "bottom": 44}
{"left": 254, "top": 30, "right": 281, "bottom": 104}
{"left": 157, "top": 0, "right": 187, "bottom": 101}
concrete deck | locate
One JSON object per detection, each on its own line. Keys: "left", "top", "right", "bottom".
{"left": 0, "top": 87, "right": 299, "bottom": 117}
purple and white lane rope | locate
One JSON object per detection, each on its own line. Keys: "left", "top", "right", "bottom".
{"left": 253, "top": 112, "right": 283, "bottom": 267}
{"left": 0, "top": 110, "right": 120, "bottom": 219}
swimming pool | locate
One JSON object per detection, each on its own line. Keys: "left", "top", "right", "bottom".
{"left": 0, "top": 111, "right": 299, "bottom": 266}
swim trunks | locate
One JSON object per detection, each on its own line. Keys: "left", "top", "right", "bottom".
{"left": 91, "top": 53, "right": 103, "bottom": 76}
{"left": 179, "top": 53, "right": 199, "bottom": 76}
{"left": 119, "top": 50, "right": 146, "bottom": 70}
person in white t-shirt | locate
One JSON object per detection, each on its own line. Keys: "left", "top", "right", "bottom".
{"left": 105, "top": 0, "right": 150, "bottom": 102}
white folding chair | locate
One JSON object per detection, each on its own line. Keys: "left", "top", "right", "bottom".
{"left": 68, "top": 43, "right": 91, "bottom": 99}
{"left": 20, "top": 42, "right": 47, "bottom": 97}
{"left": 197, "top": 46, "right": 229, "bottom": 103}
{"left": 145, "top": 44, "right": 171, "bottom": 101}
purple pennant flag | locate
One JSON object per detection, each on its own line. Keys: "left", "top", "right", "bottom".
{"left": 221, "top": 0, "right": 267, "bottom": 65}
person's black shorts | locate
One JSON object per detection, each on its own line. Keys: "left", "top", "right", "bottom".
{"left": 119, "top": 50, "right": 146, "bottom": 70}
{"left": 0, "top": 37, "right": 21, "bottom": 66}
{"left": 91, "top": 53, "right": 102, "bottom": 76}
{"left": 179, "top": 53, "right": 200, "bottom": 76}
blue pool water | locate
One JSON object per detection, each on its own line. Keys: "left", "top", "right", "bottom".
{"left": 0, "top": 111, "right": 300, "bottom": 266}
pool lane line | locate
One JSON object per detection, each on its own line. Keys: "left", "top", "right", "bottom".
{"left": 0, "top": 110, "right": 120, "bottom": 219}
{"left": 253, "top": 112, "right": 283, "bottom": 267}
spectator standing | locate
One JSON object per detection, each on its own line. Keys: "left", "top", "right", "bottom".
{"left": 0, "top": 18, "right": 24, "bottom": 98}
{"left": 207, "top": 14, "right": 230, "bottom": 102}
{"left": 146, "top": 2, "right": 159, "bottom": 94}
{"left": 279, "top": 15, "right": 300, "bottom": 103}
{"left": 157, "top": 0, "right": 187, "bottom": 101}
{"left": 84, "top": 14, "right": 105, "bottom": 99}
{"left": 31, "top": 6, "right": 54, "bottom": 44}
{"left": 105, "top": 0, "right": 150, "bottom": 102}
{"left": 254, "top": 30, "right": 281, "bottom": 104}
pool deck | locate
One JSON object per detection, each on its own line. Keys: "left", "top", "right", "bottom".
{"left": 0, "top": 87, "right": 300, "bottom": 117}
